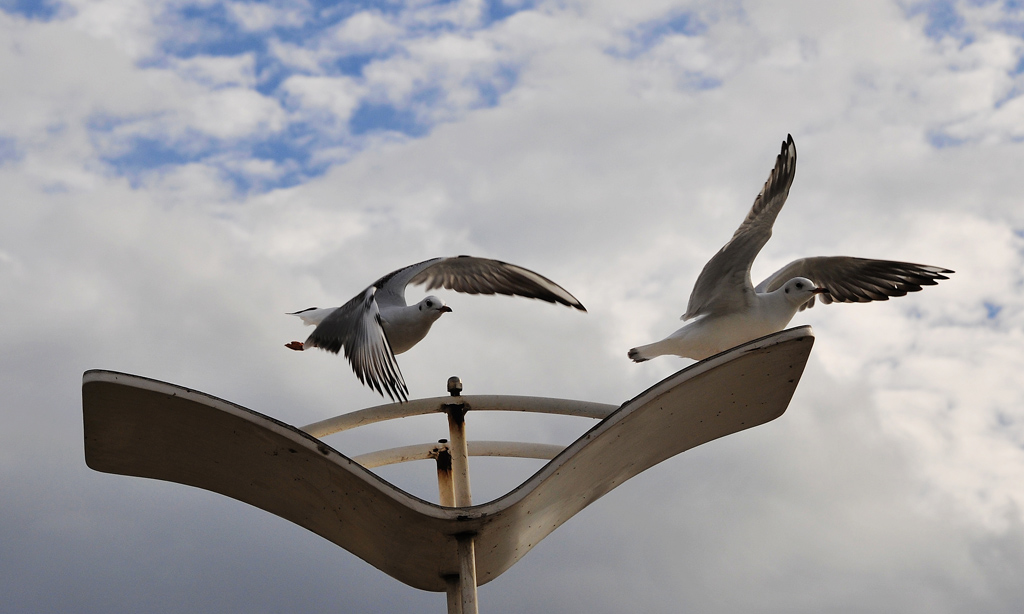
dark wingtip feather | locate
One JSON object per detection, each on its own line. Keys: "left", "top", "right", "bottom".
{"left": 287, "top": 307, "right": 319, "bottom": 315}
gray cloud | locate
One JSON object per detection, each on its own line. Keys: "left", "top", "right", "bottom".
{"left": 3, "top": 1, "right": 1023, "bottom": 612}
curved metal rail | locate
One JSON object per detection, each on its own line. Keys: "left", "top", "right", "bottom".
{"left": 301, "top": 396, "right": 618, "bottom": 439}
{"left": 352, "top": 441, "right": 565, "bottom": 469}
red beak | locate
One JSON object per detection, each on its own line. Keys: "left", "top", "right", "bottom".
{"left": 440, "top": 305, "right": 453, "bottom": 313}
{"left": 812, "top": 287, "right": 829, "bottom": 295}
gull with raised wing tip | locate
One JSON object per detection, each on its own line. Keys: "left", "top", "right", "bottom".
{"left": 628, "top": 134, "right": 953, "bottom": 363}
{"left": 288, "top": 256, "right": 586, "bottom": 402}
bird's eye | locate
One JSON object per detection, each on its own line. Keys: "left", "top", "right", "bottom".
{"left": 796, "top": 282, "right": 804, "bottom": 289}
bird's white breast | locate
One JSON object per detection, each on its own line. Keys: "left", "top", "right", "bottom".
{"left": 378, "top": 305, "right": 441, "bottom": 355}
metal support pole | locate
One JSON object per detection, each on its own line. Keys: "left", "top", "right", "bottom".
{"left": 435, "top": 441, "right": 455, "bottom": 508}
{"left": 456, "top": 533, "right": 479, "bottom": 614}
{"left": 441, "top": 533, "right": 479, "bottom": 614}
{"left": 445, "top": 377, "right": 472, "bottom": 507}
{"left": 444, "top": 575, "right": 463, "bottom": 614}
{"left": 443, "top": 377, "right": 479, "bottom": 613}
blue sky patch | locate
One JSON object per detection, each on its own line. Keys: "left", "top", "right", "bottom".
{"left": 102, "top": 136, "right": 199, "bottom": 177}
{"left": 644, "top": 12, "right": 706, "bottom": 39}
{"left": 157, "top": 4, "right": 269, "bottom": 59}
{"left": 984, "top": 301, "right": 1003, "bottom": 319}
{"left": 484, "top": 0, "right": 528, "bottom": 25}
{"left": 474, "top": 64, "right": 518, "bottom": 106}
{"left": 219, "top": 162, "right": 308, "bottom": 194}
{"left": 906, "top": 0, "right": 973, "bottom": 43}
{"left": 251, "top": 128, "right": 313, "bottom": 167}
{"left": 72, "top": 0, "right": 537, "bottom": 194}
{"left": 607, "top": 11, "right": 708, "bottom": 60}
{"left": 333, "top": 53, "right": 379, "bottom": 78}
{"left": 100, "top": 132, "right": 329, "bottom": 194}
{"left": 0, "top": 0, "right": 60, "bottom": 20}
{"left": 350, "top": 101, "right": 427, "bottom": 136}
{"left": 926, "top": 129, "right": 967, "bottom": 148}
{"left": 632, "top": 11, "right": 705, "bottom": 50}
{"left": 0, "top": 136, "right": 19, "bottom": 165}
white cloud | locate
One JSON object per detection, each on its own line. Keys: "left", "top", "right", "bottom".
{"left": 281, "top": 74, "right": 364, "bottom": 123}
{"left": 264, "top": 11, "right": 405, "bottom": 75}
{"left": 227, "top": 0, "right": 310, "bottom": 32}
{"left": 185, "top": 86, "right": 288, "bottom": 138}
{"left": 169, "top": 53, "right": 259, "bottom": 89}
{"left": 267, "top": 36, "right": 325, "bottom": 72}
{"left": 404, "top": 0, "right": 489, "bottom": 30}
{"left": 5, "top": 1, "right": 1024, "bottom": 613}
{"left": 330, "top": 10, "right": 403, "bottom": 53}
{"left": 62, "top": 0, "right": 164, "bottom": 58}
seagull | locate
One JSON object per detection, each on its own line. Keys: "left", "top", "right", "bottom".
{"left": 288, "top": 256, "right": 586, "bottom": 402}
{"left": 628, "top": 134, "right": 953, "bottom": 363}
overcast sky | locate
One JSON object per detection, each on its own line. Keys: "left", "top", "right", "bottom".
{"left": 3, "top": 0, "right": 1024, "bottom": 612}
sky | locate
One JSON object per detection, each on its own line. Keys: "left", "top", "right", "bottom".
{"left": 2, "top": 0, "right": 1024, "bottom": 612}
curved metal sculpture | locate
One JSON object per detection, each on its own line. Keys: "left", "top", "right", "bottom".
{"left": 82, "top": 326, "right": 814, "bottom": 611}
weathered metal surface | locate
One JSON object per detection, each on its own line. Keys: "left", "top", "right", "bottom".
{"left": 354, "top": 441, "right": 565, "bottom": 469}
{"left": 301, "top": 396, "right": 618, "bottom": 438}
{"left": 83, "top": 326, "right": 814, "bottom": 592}
{"left": 445, "top": 406, "right": 472, "bottom": 507}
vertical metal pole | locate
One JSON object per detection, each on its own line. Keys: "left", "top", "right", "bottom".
{"left": 438, "top": 446, "right": 461, "bottom": 612}
{"left": 444, "top": 575, "right": 463, "bottom": 614}
{"left": 444, "top": 377, "right": 478, "bottom": 614}
{"left": 435, "top": 441, "right": 455, "bottom": 508}
{"left": 456, "top": 533, "right": 479, "bottom": 614}
{"left": 445, "top": 377, "right": 472, "bottom": 507}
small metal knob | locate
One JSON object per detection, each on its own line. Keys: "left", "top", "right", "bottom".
{"left": 447, "top": 376, "right": 463, "bottom": 396}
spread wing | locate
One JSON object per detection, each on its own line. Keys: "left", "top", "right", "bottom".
{"left": 303, "top": 287, "right": 408, "bottom": 402}
{"left": 755, "top": 257, "right": 954, "bottom": 311}
{"left": 376, "top": 255, "right": 586, "bottom": 311}
{"left": 683, "top": 134, "right": 797, "bottom": 320}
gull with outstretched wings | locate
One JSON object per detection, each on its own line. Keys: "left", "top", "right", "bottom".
{"left": 288, "top": 256, "right": 586, "bottom": 402}
{"left": 628, "top": 134, "right": 952, "bottom": 363}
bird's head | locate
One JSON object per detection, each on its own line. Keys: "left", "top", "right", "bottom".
{"left": 782, "top": 277, "right": 829, "bottom": 306}
{"left": 418, "top": 295, "right": 453, "bottom": 316}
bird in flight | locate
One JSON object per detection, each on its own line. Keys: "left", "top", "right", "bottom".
{"left": 628, "top": 134, "right": 952, "bottom": 363}
{"left": 288, "top": 256, "right": 586, "bottom": 402}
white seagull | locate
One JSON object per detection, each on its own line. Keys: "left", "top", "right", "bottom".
{"left": 628, "top": 134, "right": 953, "bottom": 363}
{"left": 287, "top": 256, "right": 586, "bottom": 402}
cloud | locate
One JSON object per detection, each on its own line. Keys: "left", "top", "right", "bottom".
{"left": 168, "top": 52, "right": 259, "bottom": 88}
{"left": 4, "top": 1, "right": 1024, "bottom": 612}
{"left": 226, "top": 0, "right": 310, "bottom": 32}
{"left": 281, "top": 74, "right": 364, "bottom": 122}
{"left": 330, "top": 9, "right": 403, "bottom": 53}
